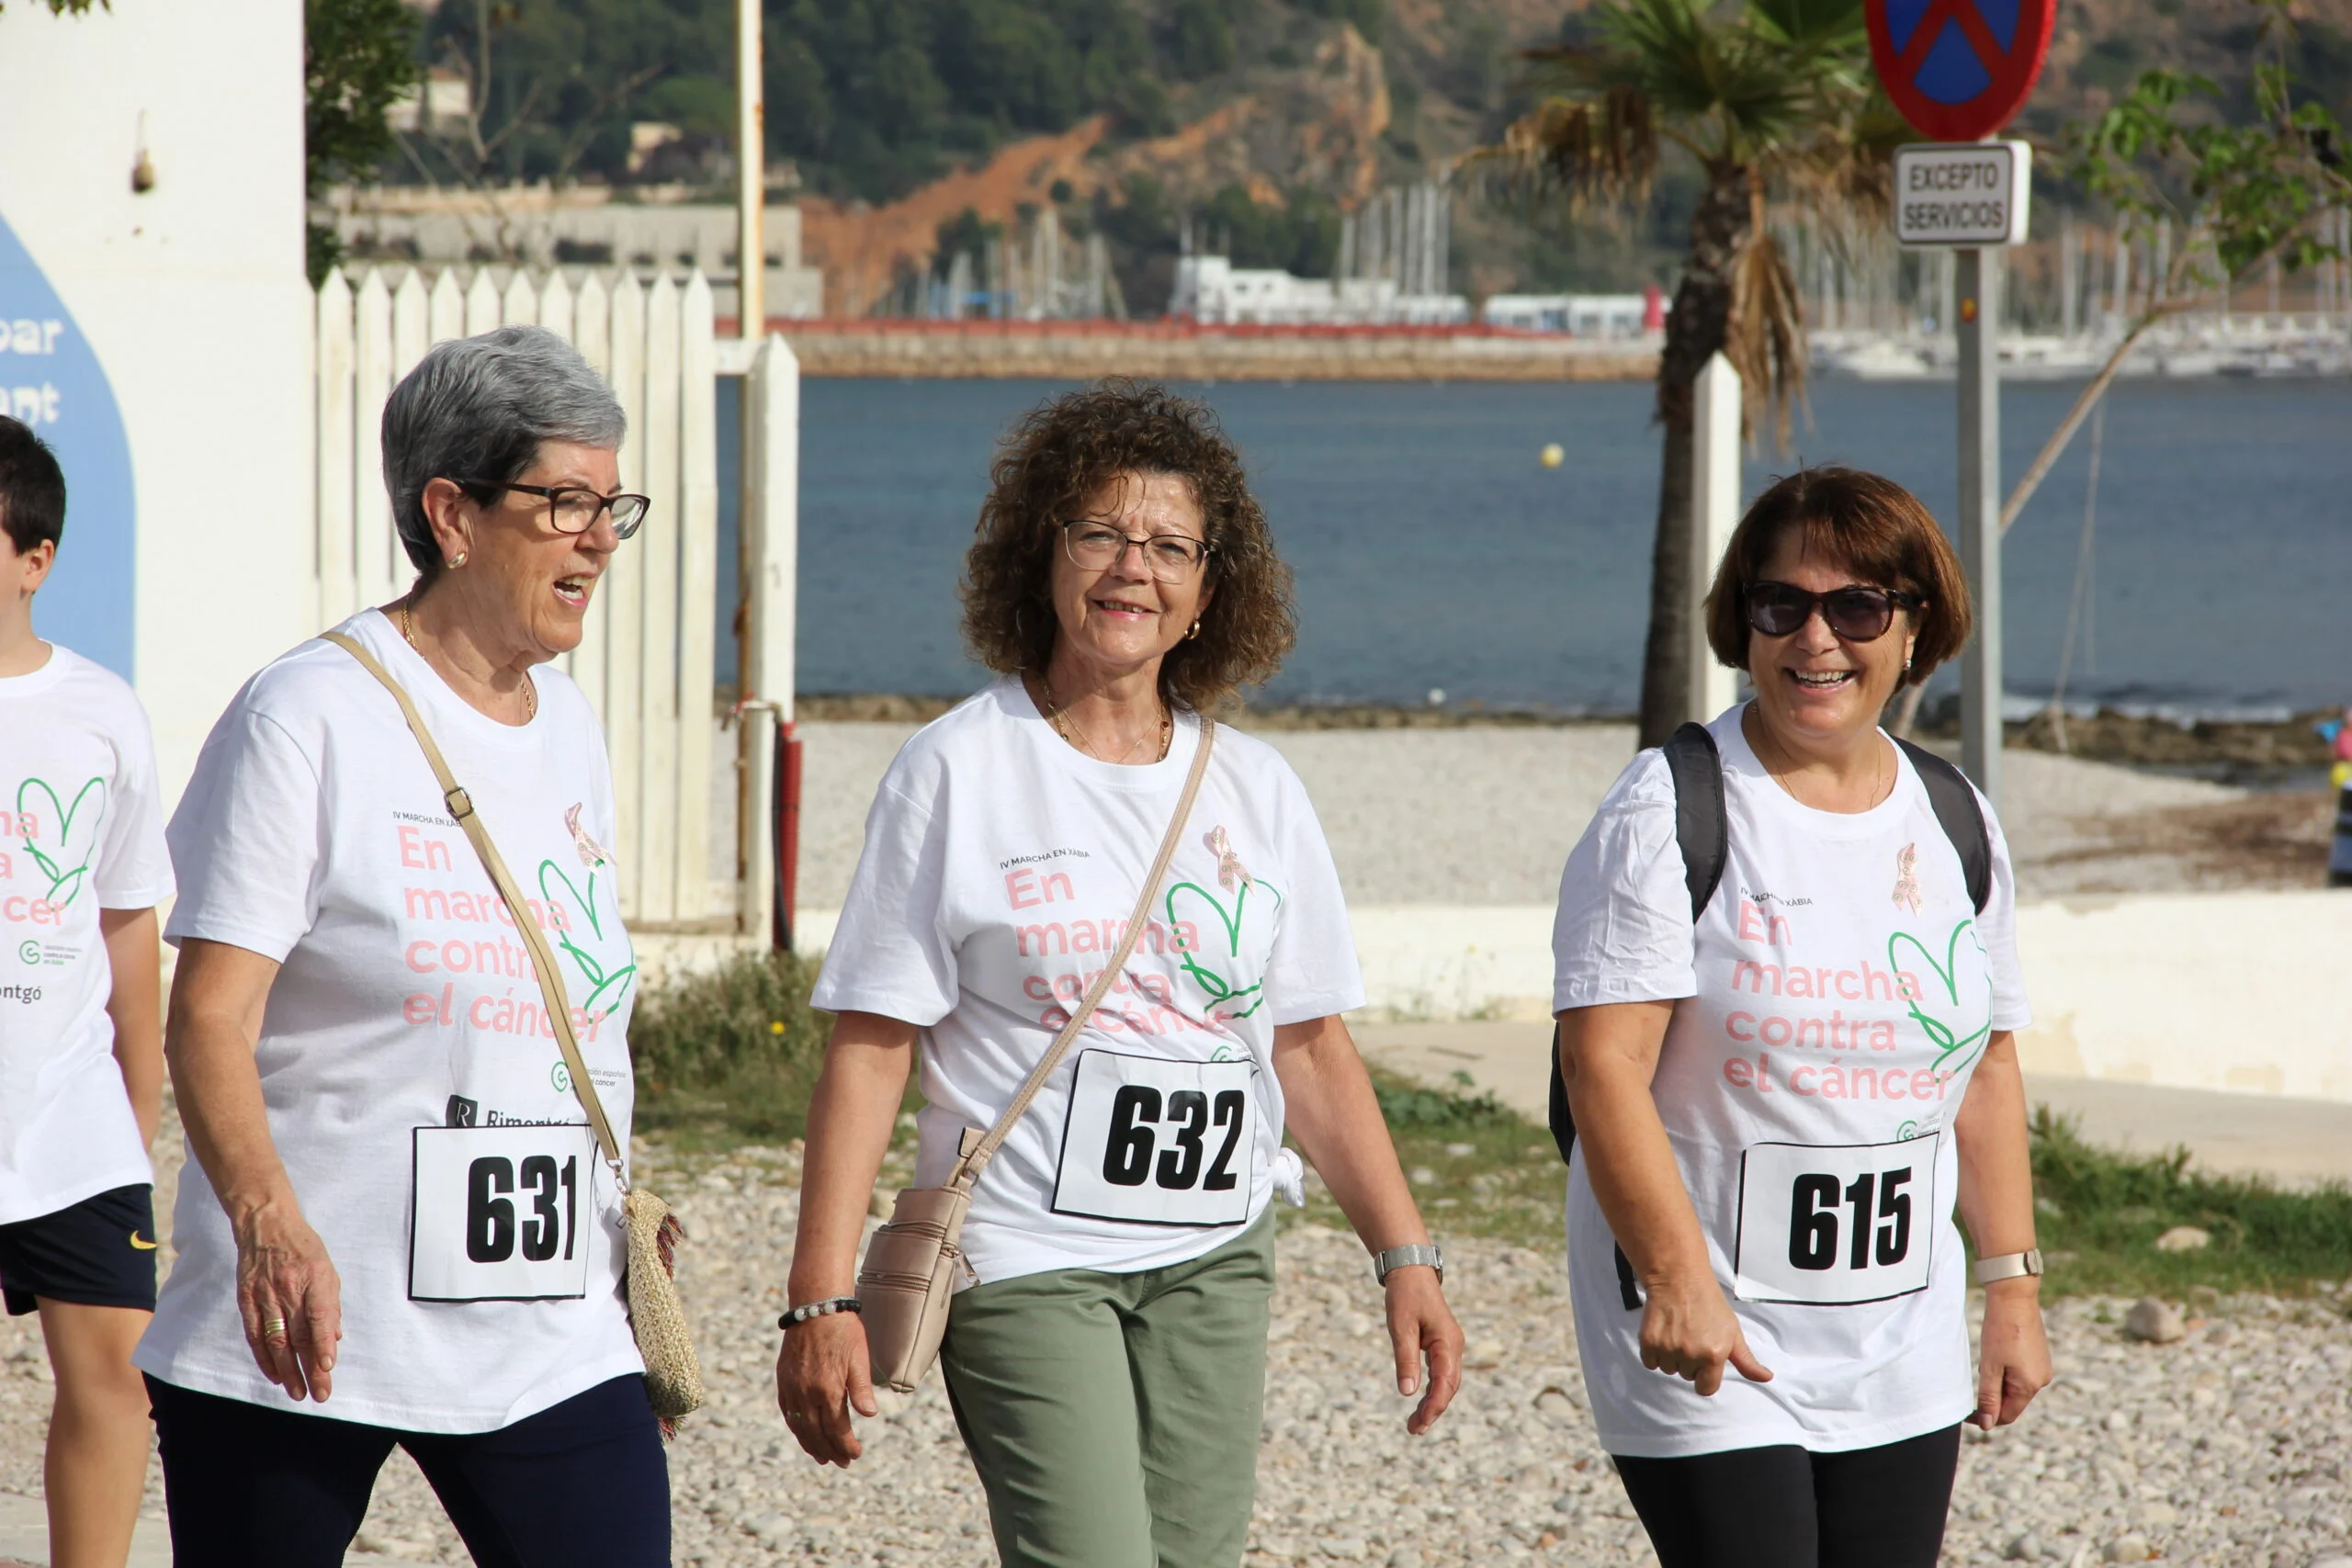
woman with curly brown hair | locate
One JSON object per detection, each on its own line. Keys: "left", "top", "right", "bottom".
{"left": 775, "top": 379, "right": 1463, "bottom": 1567}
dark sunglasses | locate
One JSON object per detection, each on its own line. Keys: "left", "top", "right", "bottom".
{"left": 1744, "top": 581, "right": 1924, "bottom": 642}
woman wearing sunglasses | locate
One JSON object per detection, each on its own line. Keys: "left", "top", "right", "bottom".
{"left": 1549, "top": 467, "right": 2049, "bottom": 1567}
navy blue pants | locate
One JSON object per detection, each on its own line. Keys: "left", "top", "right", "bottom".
{"left": 1613, "top": 1424, "right": 1962, "bottom": 1568}
{"left": 147, "top": 1372, "right": 669, "bottom": 1568}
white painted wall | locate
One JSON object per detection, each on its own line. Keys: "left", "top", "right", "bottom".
{"left": 0, "top": 0, "right": 311, "bottom": 797}
{"left": 791, "top": 890, "right": 2352, "bottom": 1105}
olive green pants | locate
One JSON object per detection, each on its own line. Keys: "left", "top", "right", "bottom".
{"left": 938, "top": 1214, "right": 1275, "bottom": 1568}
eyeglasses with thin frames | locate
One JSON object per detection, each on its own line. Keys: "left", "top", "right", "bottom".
{"left": 464, "top": 480, "right": 651, "bottom": 540}
{"left": 1744, "top": 581, "right": 1923, "bottom": 642}
{"left": 1058, "top": 519, "right": 1212, "bottom": 583}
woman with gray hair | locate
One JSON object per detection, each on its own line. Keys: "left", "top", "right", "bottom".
{"left": 134, "top": 326, "right": 664, "bottom": 1566}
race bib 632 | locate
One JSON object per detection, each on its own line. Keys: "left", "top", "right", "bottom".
{"left": 1050, "top": 1050, "right": 1258, "bottom": 1227}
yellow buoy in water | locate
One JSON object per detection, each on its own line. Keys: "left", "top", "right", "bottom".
{"left": 1540, "top": 443, "right": 1566, "bottom": 468}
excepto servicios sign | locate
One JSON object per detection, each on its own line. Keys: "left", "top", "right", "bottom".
{"left": 1893, "top": 141, "right": 2031, "bottom": 247}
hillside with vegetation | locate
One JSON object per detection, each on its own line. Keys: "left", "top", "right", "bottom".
{"left": 368, "top": 0, "right": 2352, "bottom": 310}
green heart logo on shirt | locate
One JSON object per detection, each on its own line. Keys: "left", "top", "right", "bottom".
{"left": 17, "top": 776, "right": 106, "bottom": 908}
{"left": 1886, "top": 919, "right": 1995, "bottom": 1077}
{"left": 537, "top": 859, "right": 637, "bottom": 1019}
{"left": 1164, "top": 875, "right": 1283, "bottom": 1021}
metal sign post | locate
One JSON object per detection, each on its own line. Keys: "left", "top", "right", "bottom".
{"left": 1894, "top": 141, "right": 2029, "bottom": 803}
{"left": 1865, "top": 0, "right": 2051, "bottom": 806}
{"left": 1954, "top": 248, "right": 2003, "bottom": 803}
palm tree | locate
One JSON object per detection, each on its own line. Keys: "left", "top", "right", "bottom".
{"left": 1471, "top": 0, "right": 1899, "bottom": 746}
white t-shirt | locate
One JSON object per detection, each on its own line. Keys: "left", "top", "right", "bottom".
{"left": 0, "top": 644, "right": 173, "bottom": 1225}
{"left": 1551, "top": 705, "right": 2030, "bottom": 1458}
{"left": 136, "top": 610, "right": 642, "bottom": 1434}
{"left": 812, "top": 677, "right": 1365, "bottom": 1285}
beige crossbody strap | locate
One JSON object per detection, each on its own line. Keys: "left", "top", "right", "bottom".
{"left": 321, "top": 631, "right": 628, "bottom": 1184}
{"left": 951, "top": 716, "right": 1217, "bottom": 1191}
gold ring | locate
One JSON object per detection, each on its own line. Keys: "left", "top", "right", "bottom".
{"left": 262, "top": 1317, "right": 288, "bottom": 1340}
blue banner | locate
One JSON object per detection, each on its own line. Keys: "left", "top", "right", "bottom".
{"left": 0, "top": 209, "right": 136, "bottom": 679}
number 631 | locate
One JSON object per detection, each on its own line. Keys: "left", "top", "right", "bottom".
{"left": 1788, "top": 1167, "right": 1912, "bottom": 1271}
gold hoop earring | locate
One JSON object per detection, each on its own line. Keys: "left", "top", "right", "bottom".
{"left": 1185, "top": 619, "right": 1202, "bottom": 641}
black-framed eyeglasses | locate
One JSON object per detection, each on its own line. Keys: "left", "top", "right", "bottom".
{"left": 1058, "top": 519, "right": 1212, "bottom": 582}
{"left": 466, "top": 480, "right": 651, "bottom": 540}
{"left": 1745, "top": 581, "right": 1924, "bottom": 642}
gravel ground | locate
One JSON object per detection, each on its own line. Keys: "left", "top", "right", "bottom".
{"left": 10, "top": 1133, "right": 2341, "bottom": 1567}
{"left": 794, "top": 720, "right": 2264, "bottom": 910}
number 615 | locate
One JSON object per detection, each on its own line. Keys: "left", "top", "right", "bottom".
{"left": 1788, "top": 1168, "right": 1911, "bottom": 1271}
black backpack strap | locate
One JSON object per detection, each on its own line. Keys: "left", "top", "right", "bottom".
{"left": 1894, "top": 738, "right": 1993, "bottom": 914}
{"left": 1661, "top": 723, "right": 1728, "bottom": 920}
{"left": 1548, "top": 724, "right": 1728, "bottom": 1168}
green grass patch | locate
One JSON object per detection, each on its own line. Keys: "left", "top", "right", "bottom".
{"left": 2027, "top": 1106, "right": 2352, "bottom": 1299}
{"left": 626, "top": 962, "right": 2352, "bottom": 1300}
{"left": 629, "top": 950, "right": 835, "bottom": 1147}
{"left": 1284, "top": 1068, "right": 1566, "bottom": 1246}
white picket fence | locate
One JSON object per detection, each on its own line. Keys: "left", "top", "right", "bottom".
{"left": 313, "top": 265, "right": 752, "bottom": 932}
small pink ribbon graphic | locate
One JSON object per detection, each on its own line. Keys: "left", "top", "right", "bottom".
{"left": 1893, "top": 841, "right": 1922, "bottom": 915}
{"left": 565, "top": 803, "right": 612, "bottom": 869}
{"left": 1205, "top": 825, "right": 1250, "bottom": 892}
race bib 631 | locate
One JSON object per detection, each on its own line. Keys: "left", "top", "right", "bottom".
{"left": 410, "top": 1124, "right": 599, "bottom": 1303}
{"left": 1050, "top": 1050, "right": 1258, "bottom": 1227}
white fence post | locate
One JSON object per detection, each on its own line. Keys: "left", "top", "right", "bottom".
{"left": 570, "top": 271, "right": 613, "bottom": 723}
{"left": 353, "top": 271, "right": 398, "bottom": 613}
{"left": 315, "top": 270, "right": 356, "bottom": 632}
{"left": 742, "top": 333, "right": 801, "bottom": 943}
{"left": 465, "top": 268, "right": 502, "bottom": 336}
{"left": 674, "top": 271, "right": 720, "bottom": 922}
{"left": 1687, "top": 351, "right": 1741, "bottom": 726}
{"left": 635, "top": 273, "right": 684, "bottom": 926}
{"left": 429, "top": 268, "right": 465, "bottom": 344}
{"left": 604, "top": 272, "right": 649, "bottom": 919}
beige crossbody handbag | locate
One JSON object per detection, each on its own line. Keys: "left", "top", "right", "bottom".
{"left": 323, "top": 631, "right": 706, "bottom": 1427}
{"left": 856, "top": 716, "right": 1216, "bottom": 1393}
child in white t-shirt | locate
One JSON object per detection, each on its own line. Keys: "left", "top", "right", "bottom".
{"left": 0, "top": 417, "right": 175, "bottom": 1568}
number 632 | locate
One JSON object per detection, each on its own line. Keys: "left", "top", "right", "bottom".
{"left": 1103, "top": 1087, "right": 1248, "bottom": 1192}
{"left": 1788, "top": 1167, "right": 1912, "bottom": 1271}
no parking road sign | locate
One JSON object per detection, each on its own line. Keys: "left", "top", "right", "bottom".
{"left": 1865, "top": 0, "right": 2054, "bottom": 141}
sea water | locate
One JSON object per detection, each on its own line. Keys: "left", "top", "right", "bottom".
{"left": 725, "top": 374, "right": 2352, "bottom": 716}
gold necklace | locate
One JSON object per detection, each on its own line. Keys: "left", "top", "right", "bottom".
{"left": 399, "top": 599, "right": 536, "bottom": 722}
{"left": 1035, "top": 673, "right": 1170, "bottom": 763}
{"left": 1752, "top": 716, "right": 1886, "bottom": 808}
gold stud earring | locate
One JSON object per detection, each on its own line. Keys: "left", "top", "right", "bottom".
{"left": 450, "top": 552, "right": 468, "bottom": 568}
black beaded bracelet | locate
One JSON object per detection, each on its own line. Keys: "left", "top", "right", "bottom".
{"left": 779, "top": 1296, "right": 863, "bottom": 1330}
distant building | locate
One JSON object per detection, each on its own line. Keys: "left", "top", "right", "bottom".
{"left": 384, "top": 68, "right": 470, "bottom": 136}
{"left": 1169, "top": 256, "right": 1468, "bottom": 327}
{"left": 326, "top": 186, "right": 824, "bottom": 321}
{"left": 1167, "top": 179, "right": 1473, "bottom": 327}
{"left": 1480, "top": 288, "right": 1666, "bottom": 338}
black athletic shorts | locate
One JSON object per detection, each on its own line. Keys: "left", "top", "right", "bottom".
{"left": 0, "top": 1183, "right": 160, "bottom": 1316}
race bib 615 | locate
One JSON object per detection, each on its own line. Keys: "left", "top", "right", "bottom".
{"left": 1050, "top": 1050, "right": 1258, "bottom": 1227}
{"left": 1732, "top": 1134, "right": 1939, "bottom": 1305}
{"left": 410, "top": 1124, "right": 599, "bottom": 1303}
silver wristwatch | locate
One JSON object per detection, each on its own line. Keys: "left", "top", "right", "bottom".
{"left": 1373, "top": 1244, "right": 1444, "bottom": 1285}
{"left": 1969, "top": 1248, "right": 2043, "bottom": 1284}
